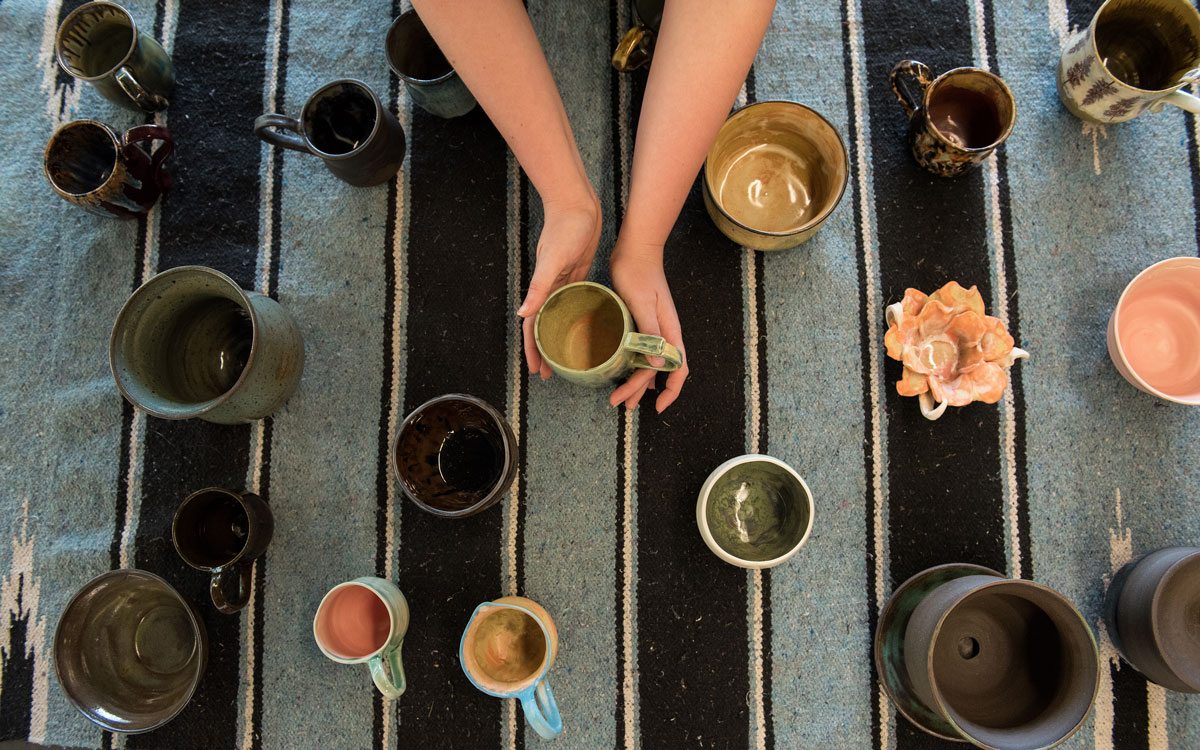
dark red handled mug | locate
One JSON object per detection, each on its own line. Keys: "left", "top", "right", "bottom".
{"left": 44, "top": 120, "right": 172, "bottom": 218}
{"left": 172, "top": 488, "right": 274, "bottom": 614}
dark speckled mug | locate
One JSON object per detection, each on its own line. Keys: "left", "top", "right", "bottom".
{"left": 44, "top": 120, "right": 172, "bottom": 218}
{"left": 110, "top": 266, "right": 305, "bottom": 424}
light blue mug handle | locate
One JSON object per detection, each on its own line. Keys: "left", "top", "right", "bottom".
{"left": 519, "top": 678, "right": 562, "bottom": 739}
{"left": 369, "top": 643, "right": 406, "bottom": 700}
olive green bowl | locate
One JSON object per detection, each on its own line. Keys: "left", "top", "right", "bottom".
{"left": 696, "top": 454, "right": 814, "bottom": 568}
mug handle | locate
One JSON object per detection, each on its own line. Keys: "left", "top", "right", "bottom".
{"left": 1154, "top": 89, "right": 1200, "bottom": 115}
{"left": 210, "top": 563, "right": 253, "bottom": 614}
{"left": 254, "top": 114, "right": 311, "bottom": 154}
{"left": 611, "top": 25, "right": 654, "bottom": 72}
{"left": 519, "top": 679, "right": 563, "bottom": 739}
{"left": 115, "top": 66, "right": 169, "bottom": 111}
{"left": 368, "top": 644, "right": 406, "bottom": 700}
{"left": 122, "top": 124, "right": 174, "bottom": 191}
{"left": 890, "top": 60, "right": 935, "bottom": 117}
{"left": 622, "top": 332, "right": 683, "bottom": 372}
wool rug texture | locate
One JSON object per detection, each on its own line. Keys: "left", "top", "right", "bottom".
{"left": 3, "top": 0, "right": 1200, "bottom": 748}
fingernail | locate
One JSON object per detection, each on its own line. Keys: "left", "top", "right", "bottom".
{"left": 649, "top": 356, "right": 665, "bottom": 367}
{"left": 517, "top": 304, "right": 529, "bottom": 316}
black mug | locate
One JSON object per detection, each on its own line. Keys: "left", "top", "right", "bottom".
{"left": 172, "top": 488, "right": 274, "bottom": 614}
{"left": 386, "top": 10, "right": 477, "bottom": 118}
{"left": 612, "top": 0, "right": 664, "bottom": 72}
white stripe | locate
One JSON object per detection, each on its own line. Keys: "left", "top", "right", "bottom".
{"left": 257, "top": 0, "right": 286, "bottom": 298}
{"left": 1047, "top": 0, "right": 1070, "bottom": 48}
{"left": 1147, "top": 684, "right": 1168, "bottom": 750}
{"left": 506, "top": 151, "right": 522, "bottom": 600}
{"left": 743, "top": 238, "right": 766, "bottom": 750}
{"left": 621, "top": 408, "right": 637, "bottom": 749}
{"left": 1094, "top": 488, "right": 1134, "bottom": 750}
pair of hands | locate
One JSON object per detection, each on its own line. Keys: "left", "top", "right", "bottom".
{"left": 517, "top": 198, "right": 689, "bottom": 413}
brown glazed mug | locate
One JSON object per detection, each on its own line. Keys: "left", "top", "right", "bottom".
{"left": 612, "top": 0, "right": 664, "bottom": 71}
{"left": 890, "top": 61, "right": 1016, "bottom": 178}
{"left": 254, "top": 79, "right": 406, "bottom": 187}
{"left": 55, "top": 1, "right": 174, "bottom": 112}
{"left": 44, "top": 120, "right": 172, "bottom": 218}
{"left": 172, "top": 488, "right": 274, "bottom": 614}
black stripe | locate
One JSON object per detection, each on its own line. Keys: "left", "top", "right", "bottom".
{"left": 515, "top": 171, "right": 531, "bottom": 596}
{"left": 126, "top": 0, "right": 274, "bottom": 746}
{"left": 1067, "top": 0, "right": 1103, "bottom": 39}
{"left": 1111, "top": 664, "right": 1151, "bottom": 750}
{"left": 393, "top": 105, "right": 510, "bottom": 748}
{"left": 1187, "top": 110, "right": 1200, "bottom": 256}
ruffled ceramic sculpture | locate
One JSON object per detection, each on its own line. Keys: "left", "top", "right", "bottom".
{"left": 884, "top": 281, "right": 1028, "bottom": 421}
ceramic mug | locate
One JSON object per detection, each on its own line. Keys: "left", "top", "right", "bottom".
{"left": 172, "top": 488, "right": 274, "bottom": 614}
{"left": 44, "top": 120, "right": 172, "bottom": 218}
{"left": 109, "top": 266, "right": 305, "bottom": 424}
{"left": 611, "top": 0, "right": 663, "bottom": 72}
{"left": 891, "top": 61, "right": 1016, "bottom": 178}
{"left": 460, "top": 597, "right": 562, "bottom": 739}
{"left": 1057, "top": 0, "right": 1200, "bottom": 124}
{"left": 386, "top": 10, "right": 477, "bottom": 118}
{"left": 314, "top": 577, "right": 408, "bottom": 699}
{"left": 55, "top": 1, "right": 173, "bottom": 111}
{"left": 534, "top": 281, "right": 682, "bottom": 386}
{"left": 254, "top": 79, "right": 406, "bottom": 187}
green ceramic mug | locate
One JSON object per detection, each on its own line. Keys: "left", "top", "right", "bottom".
{"left": 533, "top": 281, "right": 682, "bottom": 387}
{"left": 55, "top": 1, "right": 174, "bottom": 112}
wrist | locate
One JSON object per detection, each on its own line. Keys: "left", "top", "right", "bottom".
{"left": 611, "top": 237, "right": 664, "bottom": 267}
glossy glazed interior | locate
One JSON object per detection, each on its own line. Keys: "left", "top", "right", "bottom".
{"left": 1117, "top": 262, "right": 1200, "bottom": 399}
{"left": 173, "top": 490, "right": 249, "bottom": 569}
{"left": 704, "top": 459, "right": 810, "bottom": 562}
{"left": 926, "top": 71, "right": 1014, "bottom": 150}
{"left": 314, "top": 585, "right": 392, "bottom": 659}
{"left": 45, "top": 121, "right": 117, "bottom": 195}
{"left": 463, "top": 606, "right": 549, "bottom": 691}
{"left": 536, "top": 285, "right": 624, "bottom": 370}
{"left": 386, "top": 11, "right": 454, "bottom": 82}
{"left": 57, "top": 3, "right": 135, "bottom": 79}
{"left": 1094, "top": 0, "right": 1200, "bottom": 91}
{"left": 303, "top": 82, "right": 378, "bottom": 156}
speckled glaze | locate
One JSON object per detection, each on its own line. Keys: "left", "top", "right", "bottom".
{"left": 534, "top": 281, "right": 682, "bottom": 386}
{"left": 254, "top": 79, "right": 405, "bottom": 187}
{"left": 56, "top": 2, "right": 173, "bottom": 111}
{"left": 53, "top": 569, "right": 206, "bottom": 733}
{"left": 695, "top": 454, "right": 814, "bottom": 569}
{"left": 703, "top": 101, "right": 848, "bottom": 250}
{"left": 313, "top": 577, "right": 408, "bottom": 699}
{"left": 386, "top": 11, "right": 476, "bottom": 118}
{"left": 611, "top": 0, "right": 663, "bottom": 71}
{"left": 109, "top": 266, "right": 304, "bottom": 424}
{"left": 899, "top": 571, "right": 1099, "bottom": 750}
{"left": 1105, "top": 547, "right": 1200, "bottom": 692}
{"left": 1057, "top": 0, "right": 1200, "bottom": 124}
{"left": 461, "top": 597, "right": 562, "bottom": 739}
{"left": 172, "top": 488, "right": 274, "bottom": 614}
{"left": 391, "top": 394, "right": 517, "bottom": 518}
{"left": 44, "top": 120, "right": 172, "bottom": 218}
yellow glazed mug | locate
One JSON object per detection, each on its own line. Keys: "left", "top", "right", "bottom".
{"left": 533, "top": 281, "right": 682, "bottom": 387}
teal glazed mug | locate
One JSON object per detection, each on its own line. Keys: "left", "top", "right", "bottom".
{"left": 534, "top": 281, "right": 682, "bottom": 387}
{"left": 313, "top": 577, "right": 408, "bottom": 699}
{"left": 460, "top": 597, "right": 562, "bottom": 739}
{"left": 110, "top": 266, "right": 305, "bottom": 424}
{"left": 55, "top": 1, "right": 174, "bottom": 111}
{"left": 44, "top": 120, "right": 172, "bottom": 218}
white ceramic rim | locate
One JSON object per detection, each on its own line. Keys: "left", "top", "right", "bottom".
{"left": 1110, "top": 256, "right": 1200, "bottom": 405}
{"left": 695, "top": 453, "right": 814, "bottom": 569}
{"left": 312, "top": 579, "right": 398, "bottom": 664}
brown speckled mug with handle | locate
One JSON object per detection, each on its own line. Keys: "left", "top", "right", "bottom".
{"left": 44, "top": 119, "right": 172, "bottom": 218}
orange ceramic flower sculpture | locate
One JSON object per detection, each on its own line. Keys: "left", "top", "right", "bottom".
{"left": 884, "top": 281, "right": 1028, "bottom": 420}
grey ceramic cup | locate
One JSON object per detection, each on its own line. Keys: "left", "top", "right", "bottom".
{"left": 110, "top": 266, "right": 304, "bottom": 424}
{"left": 255, "top": 79, "right": 406, "bottom": 186}
{"left": 386, "top": 11, "right": 477, "bottom": 119}
{"left": 55, "top": 1, "right": 173, "bottom": 111}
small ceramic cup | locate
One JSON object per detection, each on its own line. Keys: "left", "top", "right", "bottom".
{"left": 696, "top": 454, "right": 814, "bottom": 569}
{"left": 461, "top": 596, "right": 562, "bottom": 739}
{"left": 109, "top": 266, "right": 305, "bottom": 424}
{"left": 534, "top": 281, "right": 683, "bottom": 386}
{"left": 255, "top": 79, "right": 406, "bottom": 187}
{"left": 611, "top": 0, "right": 663, "bottom": 72}
{"left": 386, "top": 10, "right": 477, "bottom": 118}
{"left": 1057, "top": 0, "right": 1200, "bottom": 124}
{"left": 44, "top": 120, "right": 172, "bottom": 218}
{"left": 890, "top": 61, "right": 1016, "bottom": 178}
{"left": 1105, "top": 547, "right": 1200, "bottom": 693}
{"left": 1107, "top": 257, "right": 1200, "bottom": 405}
{"left": 392, "top": 394, "right": 517, "bottom": 518}
{"left": 172, "top": 487, "right": 274, "bottom": 614}
{"left": 54, "top": 569, "right": 206, "bottom": 733}
{"left": 313, "top": 577, "right": 409, "bottom": 700}
{"left": 55, "top": 1, "right": 173, "bottom": 111}
{"left": 703, "top": 101, "right": 849, "bottom": 250}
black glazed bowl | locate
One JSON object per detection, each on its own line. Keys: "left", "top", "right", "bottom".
{"left": 391, "top": 394, "right": 517, "bottom": 518}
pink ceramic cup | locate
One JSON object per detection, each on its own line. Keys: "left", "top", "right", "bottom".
{"left": 313, "top": 577, "right": 408, "bottom": 699}
{"left": 1107, "top": 257, "right": 1200, "bottom": 405}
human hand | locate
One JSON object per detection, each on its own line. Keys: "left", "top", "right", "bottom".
{"left": 609, "top": 244, "right": 688, "bottom": 413}
{"left": 518, "top": 194, "right": 603, "bottom": 379}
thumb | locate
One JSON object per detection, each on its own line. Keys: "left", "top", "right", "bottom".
{"left": 517, "top": 261, "right": 563, "bottom": 318}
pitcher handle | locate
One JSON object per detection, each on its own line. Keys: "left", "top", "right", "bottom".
{"left": 612, "top": 25, "right": 654, "bottom": 72}
{"left": 1156, "top": 89, "right": 1200, "bottom": 115}
{"left": 115, "top": 65, "right": 169, "bottom": 111}
{"left": 369, "top": 644, "right": 406, "bottom": 700}
{"left": 210, "top": 563, "right": 252, "bottom": 614}
{"left": 122, "top": 124, "right": 174, "bottom": 191}
{"left": 622, "top": 332, "right": 682, "bottom": 372}
{"left": 890, "top": 60, "right": 935, "bottom": 117}
{"left": 519, "top": 679, "right": 563, "bottom": 739}
{"left": 254, "top": 114, "right": 310, "bottom": 154}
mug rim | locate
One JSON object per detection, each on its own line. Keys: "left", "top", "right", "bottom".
{"left": 171, "top": 487, "right": 256, "bottom": 571}
{"left": 922, "top": 67, "right": 1017, "bottom": 152}
{"left": 1110, "top": 256, "right": 1200, "bottom": 405}
{"left": 695, "top": 453, "right": 814, "bottom": 569}
{"left": 109, "top": 265, "right": 263, "bottom": 420}
{"left": 300, "top": 79, "right": 384, "bottom": 160}
{"left": 386, "top": 10, "right": 458, "bottom": 85}
{"left": 703, "top": 100, "right": 850, "bottom": 239}
{"left": 459, "top": 600, "right": 553, "bottom": 697}
{"left": 312, "top": 579, "right": 402, "bottom": 664}
{"left": 533, "top": 281, "right": 631, "bottom": 375}
{"left": 55, "top": 1, "right": 139, "bottom": 82}
{"left": 43, "top": 119, "right": 121, "bottom": 199}
{"left": 1086, "top": 0, "right": 1200, "bottom": 95}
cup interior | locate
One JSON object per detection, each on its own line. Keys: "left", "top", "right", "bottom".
{"left": 1153, "top": 553, "right": 1200, "bottom": 688}
{"left": 463, "top": 606, "right": 548, "bottom": 690}
{"left": 303, "top": 82, "right": 378, "bottom": 156}
{"left": 173, "top": 490, "right": 249, "bottom": 569}
{"left": 536, "top": 284, "right": 625, "bottom": 371}
{"left": 315, "top": 584, "right": 392, "bottom": 660}
{"left": 1115, "top": 259, "right": 1200, "bottom": 401}
{"left": 706, "top": 101, "right": 847, "bottom": 235}
{"left": 45, "top": 121, "right": 118, "bottom": 196}
{"left": 1095, "top": 0, "right": 1200, "bottom": 91}
{"left": 703, "top": 458, "right": 812, "bottom": 564}
{"left": 386, "top": 11, "right": 455, "bottom": 82}
{"left": 926, "top": 70, "right": 1014, "bottom": 150}
{"left": 57, "top": 2, "right": 135, "bottom": 79}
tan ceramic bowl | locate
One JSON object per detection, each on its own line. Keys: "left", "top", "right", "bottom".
{"left": 703, "top": 101, "right": 849, "bottom": 251}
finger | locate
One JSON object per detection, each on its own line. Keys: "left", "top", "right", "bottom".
{"left": 523, "top": 316, "right": 542, "bottom": 375}
{"left": 655, "top": 360, "right": 689, "bottom": 413}
{"left": 540, "top": 359, "right": 553, "bottom": 380}
{"left": 610, "top": 368, "right": 655, "bottom": 407}
{"left": 625, "top": 379, "right": 651, "bottom": 410}
{"left": 518, "top": 258, "right": 570, "bottom": 318}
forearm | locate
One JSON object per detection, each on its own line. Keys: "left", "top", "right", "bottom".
{"left": 410, "top": 0, "right": 594, "bottom": 208}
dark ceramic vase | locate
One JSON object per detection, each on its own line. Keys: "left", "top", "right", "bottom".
{"left": 1105, "top": 547, "right": 1200, "bottom": 693}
